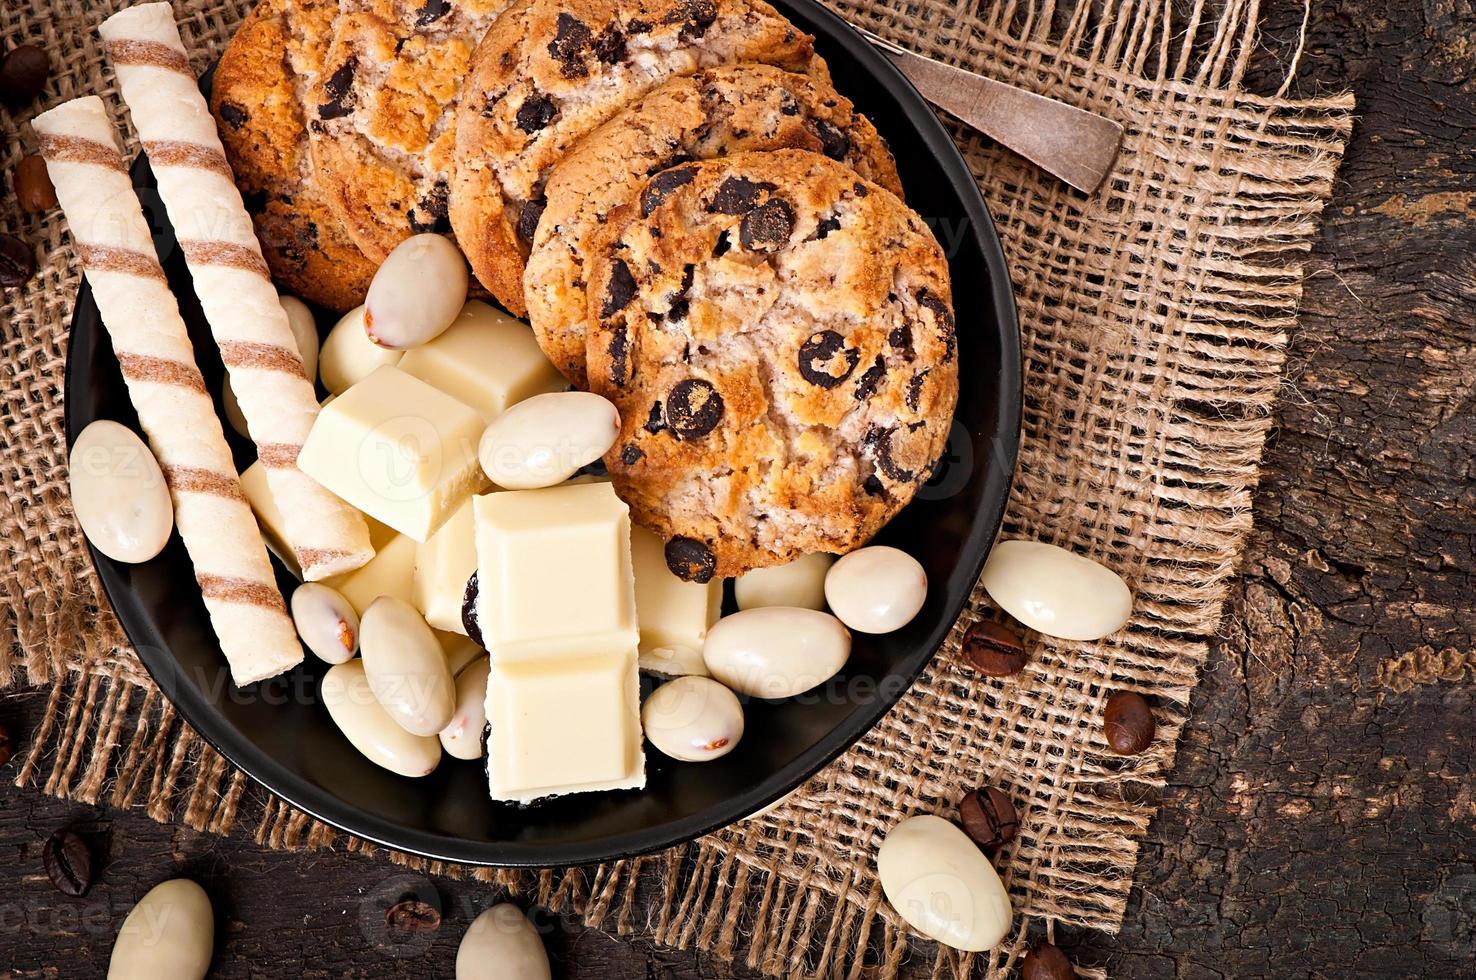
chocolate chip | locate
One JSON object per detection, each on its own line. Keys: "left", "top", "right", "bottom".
{"left": 548, "top": 13, "right": 593, "bottom": 77}
{"left": 415, "top": 0, "right": 451, "bottom": 26}
{"left": 739, "top": 199, "right": 794, "bottom": 250}
{"left": 317, "top": 58, "right": 358, "bottom": 120}
{"left": 461, "top": 573, "right": 483, "bottom": 647}
{"left": 862, "top": 474, "right": 884, "bottom": 496}
{"left": 620, "top": 444, "right": 643, "bottom": 465}
{"left": 852, "top": 181, "right": 868, "bottom": 197}
{"left": 593, "top": 25, "right": 627, "bottom": 63}
{"left": 853, "top": 356, "right": 885, "bottom": 401}
{"left": 778, "top": 91, "right": 800, "bottom": 116}
{"left": 1022, "top": 943, "right": 1078, "bottom": 980}
{"left": 409, "top": 180, "right": 450, "bottom": 234}
{"left": 13, "top": 155, "right": 55, "bottom": 212}
{"left": 864, "top": 426, "right": 914, "bottom": 483}
{"left": 665, "top": 263, "right": 695, "bottom": 321}
{"left": 707, "top": 175, "right": 771, "bottom": 215}
{"left": 641, "top": 166, "right": 697, "bottom": 217}
{"left": 811, "top": 119, "right": 851, "bottom": 160}
{"left": 961, "top": 620, "right": 1026, "bottom": 676}
{"left": 0, "top": 234, "right": 36, "bottom": 288}
{"left": 665, "top": 536, "right": 716, "bottom": 583}
{"left": 0, "top": 44, "right": 49, "bottom": 106}
{"left": 516, "top": 196, "right": 547, "bottom": 243}
{"left": 386, "top": 898, "right": 441, "bottom": 935}
{"left": 905, "top": 370, "right": 928, "bottom": 411}
{"left": 644, "top": 401, "right": 667, "bottom": 434}
{"left": 0, "top": 721, "right": 13, "bottom": 768}
{"left": 887, "top": 323, "right": 915, "bottom": 360}
{"left": 515, "top": 92, "right": 558, "bottom": 133}
{"left": 797, "top": 330, "right": 860, "bottom": 389}
{"left": 1103, "top": 691, "right": 1154, "bottom": 755}
{"left": 917, "top": 288, "right": 956, "bottom": 362}
{"left": 712, "top": 229, "right": 732, "bottom": 257}
{"left": 666, "top": 378, "right": 723, "bottom": 439}
{"left": 217, "top": 102, "right": 249, "bottom": 130}
{"left": 42, "top": 829, "right": 93, "bottom": 897}
{"left": 958, "top": 786, "right": 1019, "bottom": 851}
{"left": 601, "top": 258, "right": 638, "bottom": 318}
{"left": 664, "top": 0, "right": 718, "bottom": 39}
{"left": 811, "top": 214, "right": 841, "bottom": 241}
{"left": 607, "top": 323, "right": 631, "bottom": 386}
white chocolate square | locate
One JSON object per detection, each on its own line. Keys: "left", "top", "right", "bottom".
{"left": 484, "top": 650, "right": 644, "bottom": 802}
{"left": 631, "top": 526, "right": 722, "bottom": 676}
{"left": 414, "top": 496, "right": 477, "bottom": 634}
{"left": 398, "top": 301, "right": 566, "bottom": 422}
{"left": 298, "top": 365, "right": 488, "bottom": 542}
{"left": 472, "top": 482, "right": 638, "bottom": 662}
{"left": 325, "top": 530, "right": 417, "bottom": 616}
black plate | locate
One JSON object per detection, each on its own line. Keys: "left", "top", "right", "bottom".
{"left": 64, "top": 0, "right": 1021, "bottom": 867}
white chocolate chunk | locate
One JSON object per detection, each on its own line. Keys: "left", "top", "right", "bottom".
{"left": 413, "top": 496, "right": 477, "bottom": 633}
{"left": 325, "top": 530, "right": 418, "bottom": 616}
{"left": 298, "top": 366, "right": 488, "bottom": 542}
{"left": 735, "top": 553, "right": 834, "bottom": 611}
{"left": 398, "top": 301, "right": 565, "bottom": 421}
{"left": 632, "top": 525, "right": 721, "bottom": 676}
{"left": 484, "top": 650, "right": 644, "bottom": 802}
{"left": 472, "top": 482, "right": 638, "bottom": 662}
{"left": 319, "top": 306, "right": 402, "bottom": 394}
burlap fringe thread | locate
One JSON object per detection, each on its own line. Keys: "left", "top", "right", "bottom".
{"left": 1, "top": 0, "right": 1354, "bottom": 976}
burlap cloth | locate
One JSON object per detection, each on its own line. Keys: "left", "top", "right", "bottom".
{"left": 0, "top": 0, "right": 1353, "bottom": 976}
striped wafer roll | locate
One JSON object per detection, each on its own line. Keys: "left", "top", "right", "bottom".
{"left": 35, "top": 97, "right": 302, "bottom": 686}
{"left": 100, "top": 3, "right": 373, "bottom": 582}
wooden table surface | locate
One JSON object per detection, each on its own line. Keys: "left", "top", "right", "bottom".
{"left": 3, "top": 1, "right": 1472, "bottom": 976}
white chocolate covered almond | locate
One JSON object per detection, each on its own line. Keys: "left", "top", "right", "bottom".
{"left": 703, "top": 607, "right": 849, "bottom": 699}
{"left": 980, "top": 540, "right": 1132, "bottom": 641}
{"left": 69, "top": 420, "right": 173, "bottom": 564}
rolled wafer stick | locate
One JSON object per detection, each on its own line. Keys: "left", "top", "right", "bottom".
{"left": 36, "top": 97, "right": 303, "bottom": 687}
{"left": 100, "top": 2, "right": 373, "bottom": 582}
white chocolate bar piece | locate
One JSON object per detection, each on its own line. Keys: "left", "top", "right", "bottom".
{"left": 484, "top": 650, "right": 644, "bottom": 803}
{"left": 326, "top": 531, "right": 418, "bottom": 617}
{"left": 298, "top": 366, "right": 488, "bottom": 542}
{"left": 472, "top": 482, "right": 638, "bottom": 662}
{"left": 35, "top": 97, "right": 300, "bottom": 686}
{"left": 100, "top": 3, "right": 372, "bottom": 581}
{"left": 631, "top": 526, "right": 721, "bottom": 676}
{"left": 413, "top": 497, "right": 477, "bottom": 634}
{"left": 398, "top": 301, "right": 566, "bottom": 422}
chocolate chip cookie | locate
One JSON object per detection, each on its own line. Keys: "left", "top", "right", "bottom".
{"left": 308, "top": 0, "right": 508, "bottom": 263}
{"left": 210, "top": 0, "right": 376, "bottom": 311}
{"left": 585, "top": 150, "right": 958, "bottom": 580}
{"left": 450, "top": 0, "right": 827, "bottom": 316}
{"left": 525, "top": 63, "right": 900, "bottom": 386}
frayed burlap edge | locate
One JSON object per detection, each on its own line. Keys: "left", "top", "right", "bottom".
{"left": 2, "top": 0, "right": 1354, "bottom": 977}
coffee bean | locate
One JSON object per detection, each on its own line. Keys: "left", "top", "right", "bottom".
{"left": 0, "top": 721, "right": 15, "bottom": 768}
{"left": 961, "top": 620, "right": 1026, "bottom": 676}
{"left": 1021, "top": 942, "right": 1077, "bottom": 980}
{"left": 665, "top": 536, "right": 716, "bottom": 583}
{"left": 42, "top": 829, "right": 93, "bottom": 896}
{"left": 13, "top": 155, "right": 55, "bottom": 213}
{"left": 0, "top": 234, "right": 36, "bottom": 288}
{"left": 1103, "top": 690, "right": 1154, "bottom": 755}
{"left": 0, "top": 45, "right": 49, "bottom": 106}
{"left": 461, "top": 573, "right": 483, "bottom": 648}
{"left": 385, "top": 898, "right": 441, "bottom": 934}
{"left": 958, "top": 785, "right": 1018, "bottom": 851}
